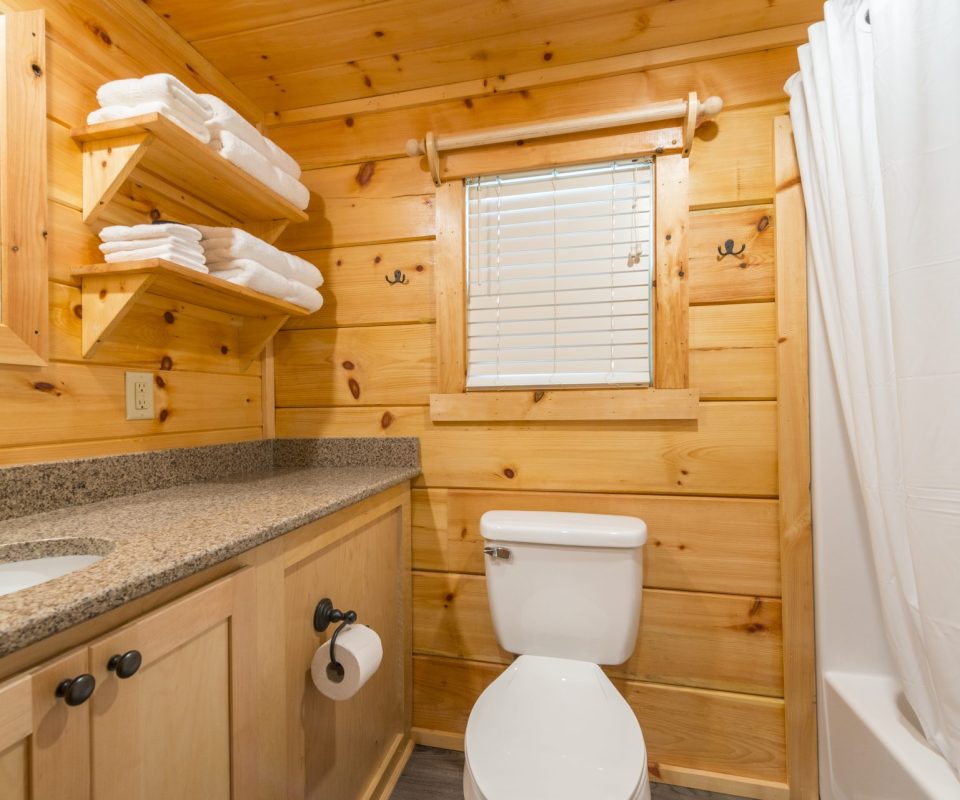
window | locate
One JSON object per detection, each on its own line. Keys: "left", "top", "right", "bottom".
{"left": 464, "top": 160, "right": 653, "bottom": 389}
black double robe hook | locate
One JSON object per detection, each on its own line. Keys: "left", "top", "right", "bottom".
{"left": 717, "top": 239, "right": 746, "bottom": 260}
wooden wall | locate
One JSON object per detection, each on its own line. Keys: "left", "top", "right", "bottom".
{"left": 269, "top": 34, "right": 810, "bottom": 800}
{"left": 0, "top": 0, "right": 265, "bottom": 466}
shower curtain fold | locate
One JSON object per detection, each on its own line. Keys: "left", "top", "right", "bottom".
{"left": 787, "top": 0, "right": 960, "bottom": 777}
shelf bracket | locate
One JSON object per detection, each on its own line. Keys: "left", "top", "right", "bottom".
{"left": 240, "top": 219, "right": 290, "bottom": 245}
{"left": 238, "top": 315, "right": 289, "bottom": 371}
{"left": 81, "top": 133, "right": 152, "bottom": 227}
{"left": 80, "top": 273, "right": 155, "bottom": 358}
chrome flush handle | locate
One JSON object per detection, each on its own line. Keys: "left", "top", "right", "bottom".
{"left": 483, "top": 546, "right": 511, "bottom": 560}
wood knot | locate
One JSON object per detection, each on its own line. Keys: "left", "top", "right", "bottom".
{"left": 344, "top": 116, "right": 354, "bottom": 127}
{"left": 533, "top": 390, "right": 545, "bottom": 403}
{"left": 355, "top": 161, "right": 375, "bottom": 186}
{"left": 158, "top": 409, "right": 169, "bottom": 422}
{"left": 163, "top": 311, "right": 175, "bottom": 324}
{"left": 33, "top": 381, "right": 56, "bottom": 393}
{"left": 648, "top": 762, "right": 661, "bottom": 779}
{"left": 503, "top": 467, "right": 515, "bottom": 479}
{"left": 543, "top": 51, "right": 553, "bottom": 61}
{"left": 464, "top": 97, "right": 474, "bottom": 109}
{"left": 749, "top": 598, "right": 763, "bottom": 616}
{"left": 99, "top": 288, "right": 107, "bottom": 300}
{"left": 444, "top": 593, "right": 455, "bottom": 603}
{"left": 160, "top": 355, "right": 173, "bottom": 371}
{"left": 757, "top": 215, "right": 770, "bottom": 232}
{"left": 415, "top": 264, "right": 424, "bottom": 272}
{"left": 374, "top": 255, "right": 382, "bottom": 264}
{"left": 380, "top": 411, "right": 394, "bottom": 429}
{"left": 155, "top": 375, "right": 165, "bottom": 388}
{"left": 342, "top": 360, "right": 355, "bottom": 370}
{"left": 72, "top": 304, "right": 83, "bottom": 319}
{"left": 31, "top": 63, "right": 42, "bottom": 77}
{"left": 348, "top": 378, "right": 361, "bottom": 399}
{"left": 220, "top": 345, "right": 229, "bottom": 354}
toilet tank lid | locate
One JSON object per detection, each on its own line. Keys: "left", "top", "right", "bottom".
{"left": 480, "top": 510, "right": 647, "bottom": 548}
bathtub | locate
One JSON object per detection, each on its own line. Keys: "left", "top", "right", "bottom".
{"left": 821, "top": 671, "right": 960, "bottom": 800}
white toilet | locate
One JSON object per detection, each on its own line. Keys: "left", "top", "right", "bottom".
{"left": 463, "top": 510, "right": 651, "bottom": 800}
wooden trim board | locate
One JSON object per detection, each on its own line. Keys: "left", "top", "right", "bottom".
{"left": 430, "top": 388, "right": 699, "bottom": 422}
{"left": 774, "top": 115, "right": 817, "bottom": 799}
{"left": 0, "top": 10, "right": 48, "bottom": 366}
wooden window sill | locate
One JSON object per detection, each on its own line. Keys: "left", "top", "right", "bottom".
{"left": 429, "top": 388, "right": 699, "bottom": 422}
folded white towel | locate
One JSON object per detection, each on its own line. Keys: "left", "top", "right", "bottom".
{"left": 87, "top": 100, "right": 211, "bottom": 143}
{"left": 99, "top": 239, "right": 205, "bottom": 260}
{"left": 99, "top": 223, "right": 203, "bottom": 244}
{"left": 215, "top": 261, "right": 322, "bottom": 312}
{"left": 210, "top": 131, "right": 309, "bottom": 210}
{"left": 103, "top": 243, "right": 208, "bottom": 272}
{"left": 97, "top": 74, "right": 211, "bottom": 123}
{"left": 200, "top": 94, "right": 301, "bottom": 179}
{"left": 194, "top": 227, "right": 322, "bottom": 288}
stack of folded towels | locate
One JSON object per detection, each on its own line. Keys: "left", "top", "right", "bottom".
{"left": 195, "top": 226, "right": 324, "bottom": 313}
{"left": 97, "top": 223, "right": 208, "bottom": 273}
{"left": 87, "top": 74, "right": 309, "bottom": 211}
{"left": 88, "top": 74, "right": 212, "bottom": 144}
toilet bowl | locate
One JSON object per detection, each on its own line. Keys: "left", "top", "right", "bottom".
{"left": 463, "top": 655, "right": 650, "bottom": 800}
{"left": 462, "top": 510, "right": 650, "bottom": 800}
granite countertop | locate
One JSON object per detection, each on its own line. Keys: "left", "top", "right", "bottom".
{"left": 0, "top": 439, "right": 419, "bottom": 658}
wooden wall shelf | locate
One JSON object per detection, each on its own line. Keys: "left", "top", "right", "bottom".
{"left": 429, "top": 388, "right": 700, "bottom": 422}
{"left": 71, "top": 113, "right": 309, "bottom": 243}
{"left": 72, "top": 260, "right": 310, "bottom": 369}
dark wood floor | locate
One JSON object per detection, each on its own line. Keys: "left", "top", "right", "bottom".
{"left": 390, "top": 746, "right": 747, "bottom": 800}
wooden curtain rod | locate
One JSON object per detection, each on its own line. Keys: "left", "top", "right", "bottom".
{"left": 405, "top": 91, "right": 722, "bottom": 184}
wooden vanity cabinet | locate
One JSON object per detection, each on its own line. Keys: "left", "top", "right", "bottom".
{"left": 0, "top": 569, "right": 256, "bottom": 800}
{"left": 0, "top": 484, "right": 412, "bottom": 800}
{"left": 86, "top": 569, "right": 256, "bottom": 800}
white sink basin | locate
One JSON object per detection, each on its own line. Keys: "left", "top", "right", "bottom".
{"left": 0, "top": 554, "right": 105, "bottom": 597}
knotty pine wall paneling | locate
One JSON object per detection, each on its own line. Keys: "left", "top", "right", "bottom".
{"left": 269, "top": 33, "right": 813, "bottom": 800}
{"left": 0, "top": 0, "right": 266, "bottom": 465}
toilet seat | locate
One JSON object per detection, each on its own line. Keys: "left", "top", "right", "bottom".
{"left": 464, "top": 655, "right": 650, "bottom": 800}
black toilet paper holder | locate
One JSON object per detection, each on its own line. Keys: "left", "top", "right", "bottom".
{"left": 313, "top": 598, "right": 357, "bottom": 682}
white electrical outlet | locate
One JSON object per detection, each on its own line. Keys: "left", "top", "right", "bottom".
{"left": 125, "top": 371, "right": 155, "bottom": 420}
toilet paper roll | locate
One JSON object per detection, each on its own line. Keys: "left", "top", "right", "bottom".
{"left": 310, "top": 624, "right": 383, "bottom": 701}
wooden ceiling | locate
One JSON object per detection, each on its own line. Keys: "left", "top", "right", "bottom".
{"left": 143, "top": 0, "right": 824, "bottom": 113}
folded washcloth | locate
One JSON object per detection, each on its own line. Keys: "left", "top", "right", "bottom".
{"left": 87, "top": 100, "right": 211, "bottom": 143}
{"left": 97, "top": 74, "right": 211, "bottom": 123}
{"left": 99, "top": 222, "right": 203, "bottom": 244}
{"left": 194, "top": 227, "right": 322, "bottom": 288}
{"left": 99, "top": 239, "right": 205, "bottom": 260}
{"left": 200, "top": 94, "right": 301, "bottom": 179}
{"left": 210, "top": 131, "right": 309, "bottom": 210}
{"left": 103, "top": 243, "right": 208, "bottom": 272}
{"left": 215, "top": 261, "right": 322, "bottom": 312}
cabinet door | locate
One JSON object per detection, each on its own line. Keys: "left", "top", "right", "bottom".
{"left": 0, "top": 648, "right": 92, "bottom": 800}
{"left": 88, "top": 569, "right": 256, "bottom": 800}
{"left": 285, "top": 506, "right": 408, "bottom": 799}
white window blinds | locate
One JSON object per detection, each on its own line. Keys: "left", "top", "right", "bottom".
{"left": 465, "top": 159, "right": 653, "bottom": 389}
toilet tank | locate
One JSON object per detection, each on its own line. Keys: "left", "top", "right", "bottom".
{"left": 480, "top": 510, "right": 647, "bottom": 665}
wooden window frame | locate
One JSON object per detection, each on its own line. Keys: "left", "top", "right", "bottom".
{"left": 0, "top": 10, "right": 48, "bottom": 367}
{"left": 430, "top": 149, "right": 696, "bottom": 423}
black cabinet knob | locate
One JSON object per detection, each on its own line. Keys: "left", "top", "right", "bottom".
{"left": 55, "top": 674, "right": 95, "bottom": 706}
{"left": 107, "top": 650, "right": 142, "bottom": 679}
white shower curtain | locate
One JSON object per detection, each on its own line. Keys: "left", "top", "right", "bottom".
{"left": 787, "top": 0, "right": 960, "bottom": 776}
